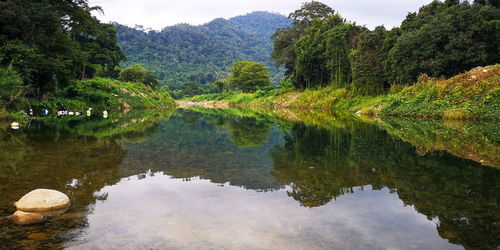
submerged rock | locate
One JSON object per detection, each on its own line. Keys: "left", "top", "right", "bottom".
{"left": 35, "top": 207, "right": 70, "bottom": 217}
{"left": 27, "top": 232, "right": 48, "bottom": 240}
{"left": 11, "top": 211, "right": 44, "bottom": 225}
{"left": 14, "top": 189, "right": 70, "bottom": 212}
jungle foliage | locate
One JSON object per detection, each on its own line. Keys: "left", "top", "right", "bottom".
{"left": 115, "top": 11, "right": 292, "bottom": 90}
{"left": 0, "top": 0, "right": 126, "bottom": 98}
{"left": 271, "top": 0, "right": 500, "bottom": 93}
{"left": 0, "top": 0, "right": 173, "bottom": 118}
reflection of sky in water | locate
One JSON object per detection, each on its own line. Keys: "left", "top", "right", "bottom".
{"left": 2, "top": 109, "right": 498, "bottom": 249}
{"left": 75, "top": 173, "right": 459, "bottom": 250}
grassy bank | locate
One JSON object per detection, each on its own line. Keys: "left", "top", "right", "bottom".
{"left": 184, "top": 65, "right": 500, "bottom": 120}
{"left": 1, "top": 77, "right": 176, "bottom": 122}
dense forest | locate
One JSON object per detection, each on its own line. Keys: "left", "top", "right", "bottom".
{"left": 271, "top": 0, "right": 499, "bottom": 93}
{"left": 1, "top": 0, "right": 498, "bottom": 119}
{"left": 117, "top": 0, "right": 499, "bottom": 98}
{"left": 0, "top": 0, "right": 124, "bottom": 97}
{"left": 115, "top": 11, "right": 291, "bottom": 90}
{"left": 0, "top": 0, "right": 174, "bottom": 119}
{"left": 186, "top": 0, "right": 499, "bottom": 120}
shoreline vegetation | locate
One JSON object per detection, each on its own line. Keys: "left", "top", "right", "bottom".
{"left": 0, "top": 77, "right": 176, "bottom": 124}
{"left": 174, "top": 1, "right": 499, "bottom": 123}
{"left": 176, "top": 106, "right": 500, "bottom": 168}
{"left": 181, "top": 65, "right": 500, "bottom": 121}
{"left": 0, "top": 0, "right": 176, "bottom": 124}
{"left": 1, "top": 0, "right": 498, "bottom": 123}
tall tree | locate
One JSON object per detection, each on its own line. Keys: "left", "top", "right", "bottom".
{"left": 294, "top": 15, "right": 351, "bottom": 88}
{"left": 270, "top": 1, "right": 335, "bottom": 80}
{"left": 350, "top": 26, "right": 389, "bottom": 95}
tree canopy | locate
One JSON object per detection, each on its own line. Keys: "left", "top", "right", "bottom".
{"left": 229, "top": 61, "right": 272, "bottom": 92}
{"left": 115, "top": 12, "right": 291, "bottom": 90}
{"left": 271, "top": 0, "right": 499, "bottom": 94}
{"left": 0, "top": 0, "right": 125, "bottom": 99}
{"left": 119, "top": 64, "right": 159, "bottom": 89}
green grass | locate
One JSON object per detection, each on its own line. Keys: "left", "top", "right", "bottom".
{"left": 1, "top": 77, "right": 176, "bottom": 124}
{"left": 184, "top": 65, "right": 500, "bottom": 121}
{"left": 29, "top": 77, "right": 176, "bottom": 115}
{"left": 66, "top": 77, "right": 176, "bottom": 110}
{"left": 381, "top": 65, "right": 500, "bottom": 120}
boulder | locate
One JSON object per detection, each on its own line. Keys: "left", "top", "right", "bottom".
{"left": 14, "top": 189, "right": 70, "bottom": 212}
{"left": 11, "top": 211, "right": 44, "bottom": 225}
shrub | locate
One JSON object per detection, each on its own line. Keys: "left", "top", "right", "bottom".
{"left": 0, "top": 65, "right": 23, "bottom": 104}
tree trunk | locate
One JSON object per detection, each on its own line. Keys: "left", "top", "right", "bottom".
{"left": 81, "top": 65, "right": 86, "bottom": 80}
{"left": 38, "top": 86, "right": 44, "bottom": 101}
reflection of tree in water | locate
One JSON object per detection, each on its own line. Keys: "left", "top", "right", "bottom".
{"left": 0, "top": 128, "right": 32, "bottom": 172}
{"left": 180, "top": 109, "right": 202, "bottom": 125}
{"left": 0, "top": 110, "right": 169, "bottom": 248}
{"left": 120, "top": 109, "right": 284, "bottom": 191}
{"left": 228, "top": 116, "right": 272, "bottom": 148}
{"left": 271, "top": 123, "right": 348, "bottom": 207}
{"left": 271, "top": 120, "right": 500, "bottom": 249}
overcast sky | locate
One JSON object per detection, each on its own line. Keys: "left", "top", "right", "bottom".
{"left": 88, "top": 0, "right": 434, "bottom": 30}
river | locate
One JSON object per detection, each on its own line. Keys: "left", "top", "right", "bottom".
{"left": 0, "top": 107, "right": 499, "bottom": 249}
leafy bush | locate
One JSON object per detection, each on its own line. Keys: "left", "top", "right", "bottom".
{"left": 119, "top": 65, "right": 159, "bottom": 89}
{"left": 62, "top": 77, "right": 175, "bottom": 110}
{"left": 0, "top": 65, "right": 23, "bottom": 104}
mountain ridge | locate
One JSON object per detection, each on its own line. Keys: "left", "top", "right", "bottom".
{"left": 114, "top": 11, "right": 291, "bottom": 89}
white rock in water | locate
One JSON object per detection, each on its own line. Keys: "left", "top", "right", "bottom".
{"left": 11, "top": 211, "right": 44, "bottom": 225}
{"left": 14, "top": 189, "right": 70, "bottom": 212}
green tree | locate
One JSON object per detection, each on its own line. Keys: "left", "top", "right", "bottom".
{"left": 350, "top": 26, "right": 389, "bottom": 95}
{"left": 212, "top": 79, "right": 227, "bottom": 93}
{"left": 0, "top": 64, "right": 23, "bottom": 105}
{"left": 181, "top": 81, "right": 201, "bottom": 97}
{"left": 387, "top": 2, "right": 500, "bottom": 84}
{"left": 271, "top": 1, "right": 335, "bottom": 79}
{"left": 0, "top": 0, "right": 125, "bottom": 99}
{"left": 115, "top": 12, "right": 291, "bottom": 90}
{"left": 294, "top": 15, "right": 357, "bottom": 89}
{"left": 76, "top": 23, "right": 126, "bottom": 80}
{"left": 229, "top": 61, "right": 271, "bottom": 92}
{"left": 118, "top": 65, "right": 159, "bottom": 89}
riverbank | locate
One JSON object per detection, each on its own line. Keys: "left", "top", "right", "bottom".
{"left": 183, "top": 65, "right": 500, "bottom": 120}
{"left": 1, "top": 77, "right": 176, "bottom": 123}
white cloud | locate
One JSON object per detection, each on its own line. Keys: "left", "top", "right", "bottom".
{"left": 89, "top": 0, "right": 433, "bottom": 30}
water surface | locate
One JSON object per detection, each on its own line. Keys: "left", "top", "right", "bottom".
{"left": 0, "top": 108, "right": 499, "bottom": 249}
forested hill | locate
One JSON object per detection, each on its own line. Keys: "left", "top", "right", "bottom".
{"left": 115, "top": 11, "right": 291, "bottom": 89}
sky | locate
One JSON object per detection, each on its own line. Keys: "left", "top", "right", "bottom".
{"left": 88, "top": 0, "right": 434, "bottom": 31}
